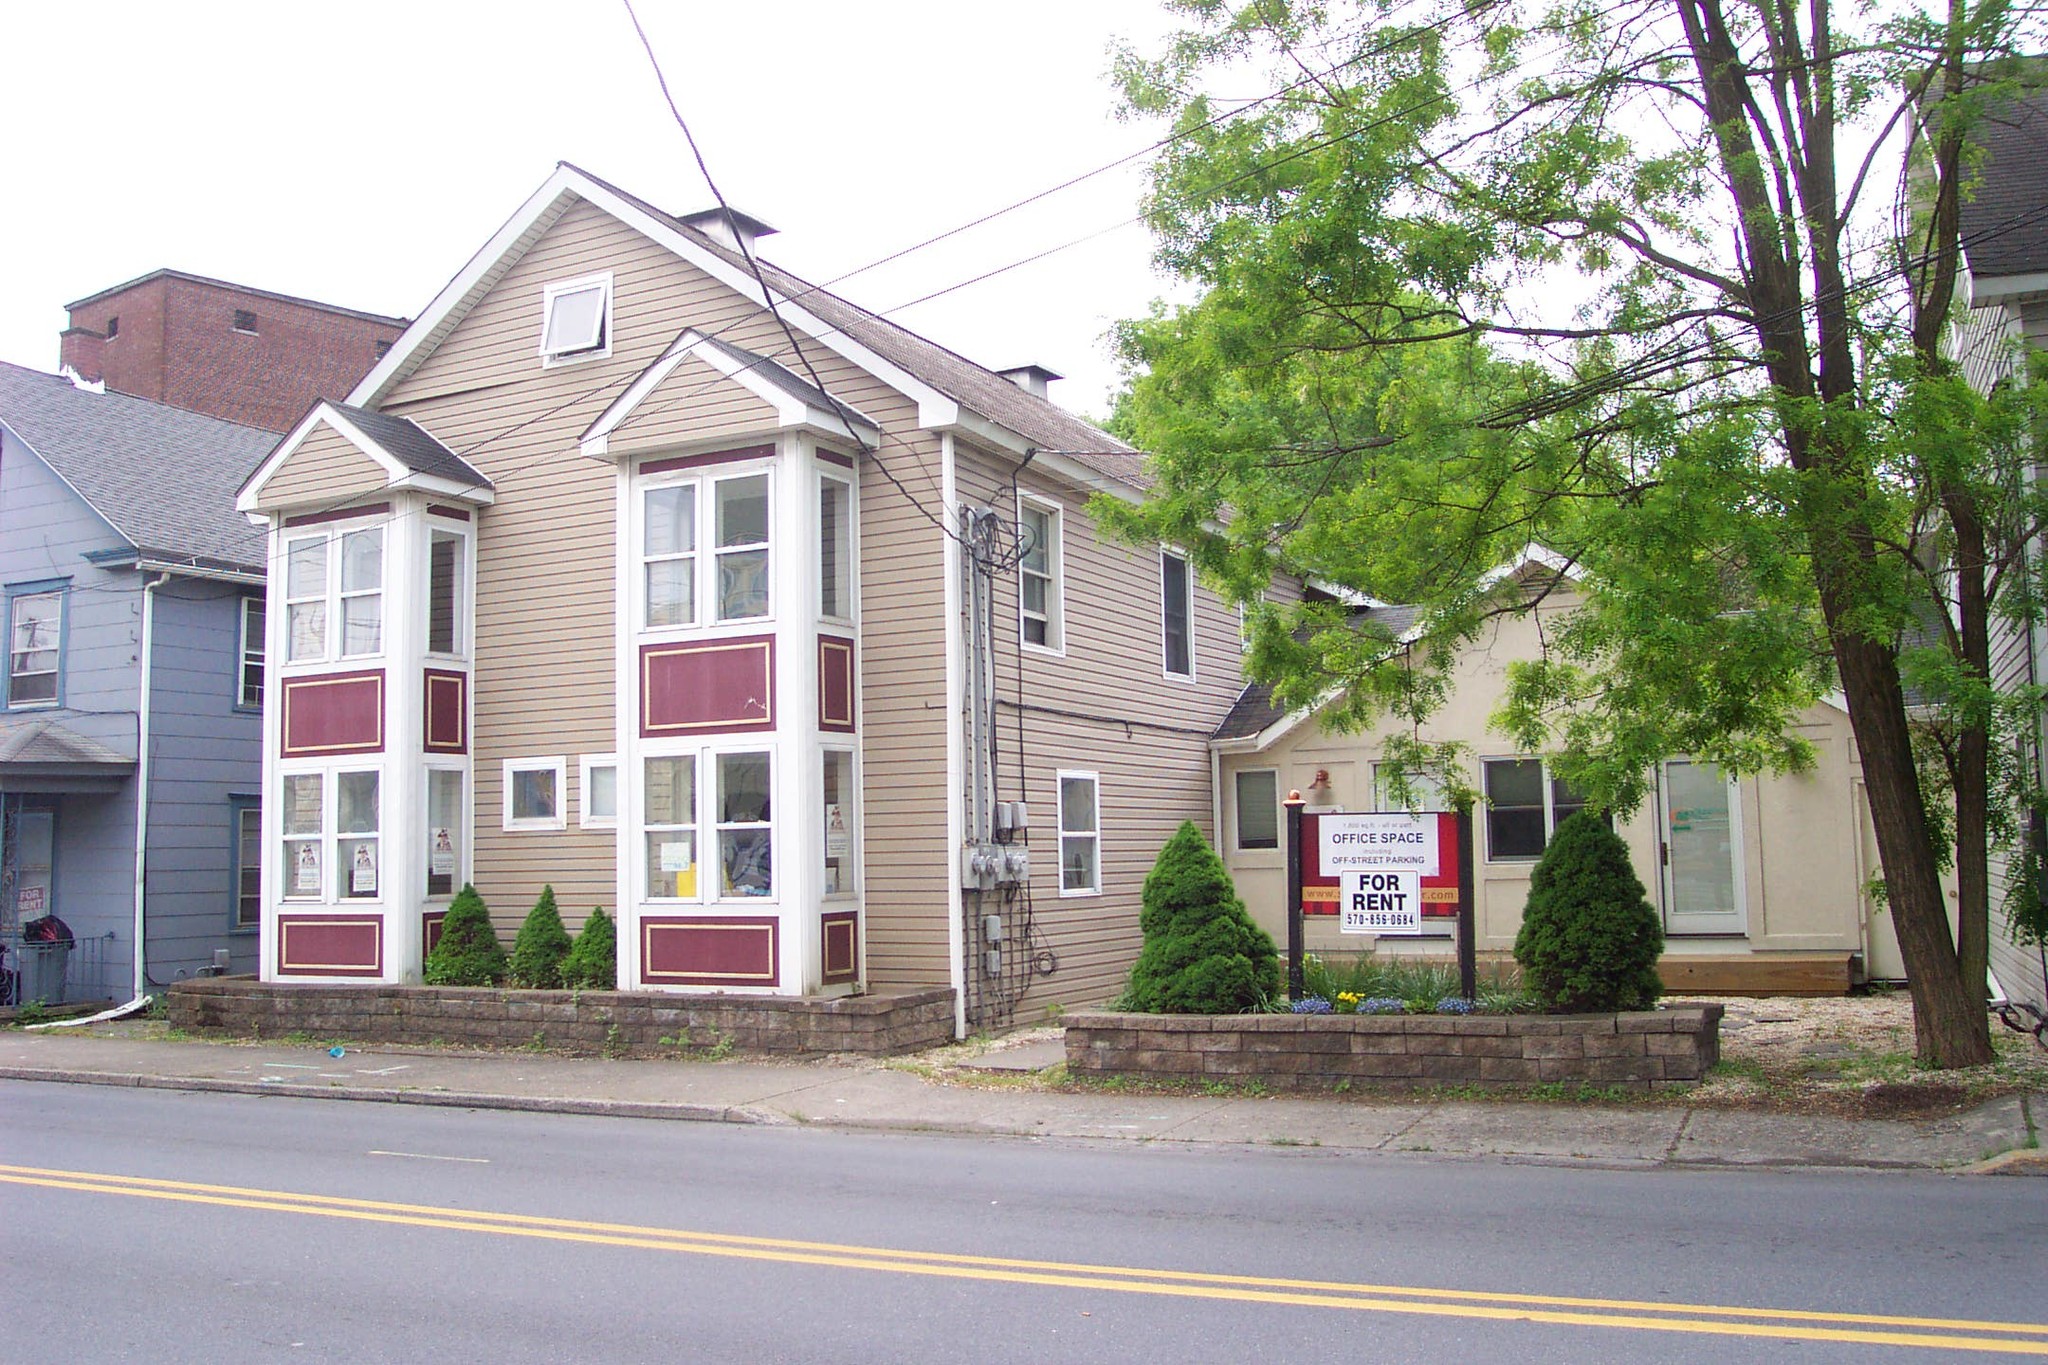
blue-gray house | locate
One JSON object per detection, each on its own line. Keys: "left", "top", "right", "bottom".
{"left": 0, "top": 361, "right": 276, "bottom": 1004}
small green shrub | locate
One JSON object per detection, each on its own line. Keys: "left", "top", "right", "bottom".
{"left": 423, "top": 884, "right": 507, "bottom": 986}
{"left": 508, "top": 885, "right": 573, "bottom": 989}
{"left": 1512, "top": 811, "right": 1663, "bottom": 1012}
{"left": 561, "top": 906, "right": 618, "bottom": 990}
{"left": 1120, "top": 822, "right": 1281, "bottom": 1014}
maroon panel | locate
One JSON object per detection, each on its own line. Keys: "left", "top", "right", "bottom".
{"left": 281, "top": 670, "right": 385, "bottom": 757}
{"left": 641, "top": 916, "right": 779, "bottom": 987}
{"left": 641, "top": 637, "right": 775, "bottom": 736}
{"left": 816, "top": 447, "right": 855, "bottom": 470}
{"left": 422, "top": 910, "right": 447, "bottom": 956}
{"left": 821, "top": 910, "right": 859, "bottom": 984}
{"left": 818, "top": 637, "right": 856, "bottom": 733}
{"left": 277, "top": 915, "right": 384, "bottom": 977}
{"left": 425, "top": 504, "right": 472, "bottom": 522}
{"left": 640, "top": 444, "right": 775, "bottom": 476}
{"left": 285, "top": 501, "right": 392, "bottom": 528}
{"left": 423, "top": 669, "right": 468, "bottom": 754}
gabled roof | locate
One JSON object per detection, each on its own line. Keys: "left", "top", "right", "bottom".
{"left": 237, "top": 400, "right": 492, "bottom": 513}
{"left": 1213, "top": 605, "right": 1422, "bottom": 743}
{"left": 351, "top": 162, "right": 1145, "bottom": 492}
{"left": 0, "top": 714, "right": 134, "bottom": 768}
{"left": 1933, "top": 71, "right": 2048, "bottom": 291}
{"left": 0, "top": 361, "right": 273, "bottom": 578}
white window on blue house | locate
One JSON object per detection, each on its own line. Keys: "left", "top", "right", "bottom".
{"left": 6, "top": 589, "right": 62, "bottom": 707}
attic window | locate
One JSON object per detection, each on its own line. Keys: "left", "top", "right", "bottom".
{"left": 104, "top": 316, "right": 119, "bottom": 339}
{"left": 232, "top": 309, "right": 258, "bottom": 334}
{"left": 373, "top": 339, "right": 392, "bottom": 360}
{"left": 540, "top": 273, "right": 611, "bottom": 365}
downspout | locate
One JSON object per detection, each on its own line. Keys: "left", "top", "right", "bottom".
{"left": 131, "top": 570, "right": 168, "bottom": 998}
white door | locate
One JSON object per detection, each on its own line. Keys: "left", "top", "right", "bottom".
{"left": 1659, "top": 760, "right": 1746, "bottom": 936}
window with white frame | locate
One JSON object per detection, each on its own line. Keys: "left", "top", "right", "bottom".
{"left": 822, "top": 748, "right": 855, "bottom": 896}
{"left": 1057, "top": 771, "right": 1100, "bottom": 895}
{"left": 1483, "top": 758, "right": 1596, "bottom": 861}
{"left": 1373, "top": 764, "right": 1450, "bottom": 813}
{"left": 639, "top": 749, "right": 776, "bottom": 902}
{"left": 642, "top": 470, "right": 773, "bottom": 628}
{"left": 503, "top": 757, "right": 565, "bottom": 831}
{"left": 540, "top": 273, "right": 611, "bottom": 365}
{"left": 1234, "top": 769, "right": 1279, "bottom": 850}
{"left": 1019, "top": 499, "right": 1061, "bottom": 650}
{"left": 819, "top": 473, "right": 852, "bottom": 620}
{"left": 427, "top": 528, "right": 466, "bottom": 656}
{"left": 279, "top": 768, "right": 380, "bottom": 900}
{"left": 235, "top": 596, "right": 265, "bottom": 707}
{"left": 581, "top": 754, "right": 618, "bottom": 829}
{"left": 426, "top": 768, "right": 464, "bottom": 897}
{"left": 716, "top": 751, "right": 773, "bottom": 897}
{"left": 6, "top": 588, "right": 62, "bottom": 707}
{"left": 644, "top": 754, "right": 698, "bottom": 899}
{"left": 1161, "top": 550, "right": 1193, "bottom": 678}
{"left": 284, "top": 525, "right": 383, "bottom": 663}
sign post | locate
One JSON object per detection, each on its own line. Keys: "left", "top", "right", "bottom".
{"left": 1457, "top": 807, "right": 1476, "bottom": 1001}
{"left": 1284, "top": 790, "right": 1307, "bottom": 1001}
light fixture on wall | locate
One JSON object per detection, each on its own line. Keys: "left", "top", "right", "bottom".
{"left": 1307, "top": 768, "right": 1332, "bottom": 802}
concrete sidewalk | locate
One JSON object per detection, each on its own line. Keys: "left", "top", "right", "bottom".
{"left": 2, "top": 1027, "right": 2040, "bottom": 1174}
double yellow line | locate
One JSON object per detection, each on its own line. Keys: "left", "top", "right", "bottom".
{"left": 4, "top": 1162, "right": 2043, "bottom": 1353}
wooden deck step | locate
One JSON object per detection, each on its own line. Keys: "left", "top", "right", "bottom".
{"left": 1656, "top": 952, "right": 1855, "bottom": 997}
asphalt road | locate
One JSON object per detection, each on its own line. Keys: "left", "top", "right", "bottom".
{"left": 4, "top": 1081, "right": 2044, "bottom": 1363}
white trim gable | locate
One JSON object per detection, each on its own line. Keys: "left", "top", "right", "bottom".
{"left": 236, "top": 403, "right": 496, "bottom": 514}
{"left": 579, "top": 328, "right": 880, "bottom": 459}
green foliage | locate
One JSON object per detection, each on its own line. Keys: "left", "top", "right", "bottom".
{"left": 561, "top": 907, "right": 618, "bottom": 990}
{"left": 1121, "top": 822, "right": 1282, "bottom": 1013}
{"left": 1300, "top": 953, "right": 1533, "bottom": 1014}
{"left": 1513, "top": 813, "right": 1663, "bottom": 1013}
{"left": 508, "top": 885, "right": 572, "bottom": 990}
{"left": 422, "top": 884, "right": 506, "bottom": 987}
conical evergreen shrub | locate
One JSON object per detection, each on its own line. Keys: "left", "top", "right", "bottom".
{"left": 1512, "top": 810, "right": 1664, "bottom": 1012}
{"left": 423, "top": 883, "right": 506, "bottom": 986}
{"left": 508, "top": 884, "right": 573, "bottom": 989}
{"left": 562, "top": 906, "right": 618, "bottom": 990}
{"left": 1121, "top": 821, "right": 1281, "bottom": 1013}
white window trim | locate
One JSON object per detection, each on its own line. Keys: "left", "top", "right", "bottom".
{"left": 1480, "top": 756, "right": 1590, "bottom": 864}
{"left": 636, "top": 742, "right": 779, "bottom": 905}
{"left": 278, "top": 764, "right": 384, "bottom": 904}
{"left": 821, "top": 744, "right": 858, "bottom": 899}
{"left": 503, "top": 756, "right": 568, "bottom": 831}
{"left": 1017, "top": 494, "right": 1064, "bottom": 655}
{"left": 581, "top": 753, "right": 619, "bottom": 830}
{"left": 335, "top": 525, "right": 385, "bottom": 661}
{"left": 818, "top": 469, "right": 857, "bottom": 625}
{"left": 425, "top": 524, "right": 472, "bottom": 660}
{"left": 282, "top": 518, "right": 386, "bottom": 667}
{"left": 1233, "top": 767, "right": 1281, "bottom": 853}
{"left": 539, "top": 271, "right": 613, "bottom": 367}
{"left": 237, "top": 594, "right": 265, "bottom": 707}
{"left": 711, "top": 471, "right": 773, "bottom": 626}
{"left": 1160, "top": 547, "right": 1196, "bottom": 683}
{"left": 640, "top": 748, "right": 701, "bottom": 904}
{"left": 1056, "top": 769, "right": 1102, "bottom": 898}
{"left": 6, "top": 588, "right": 63, "bottom": 709}
{"left": 424, "top": 764, "right": 468, "bottom": 900}
{"left": 637, "top": 460, "right": 777, "bottom": 633}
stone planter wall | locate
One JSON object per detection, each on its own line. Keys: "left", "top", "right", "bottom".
{"left": 1064, "top": 1005, "right": 1723, "bottom": 1091}
{"left": 169, "top": 977, "right": 954, "bottom": 1057}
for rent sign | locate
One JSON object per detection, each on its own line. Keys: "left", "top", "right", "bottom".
{"left": 1341, "top": 868, "right": 1423, "bottom": 934}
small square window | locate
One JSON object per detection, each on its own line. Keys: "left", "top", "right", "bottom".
{"left": 540, "top": 274, "right": 611, "bottom": 364}
{"left": 504, "top": 757, "right": 567, "bottom": 830}
{"left": 373, "top": 339, "right": 393, "bottom": 360}
{"left": 581, "top": 755, "right": 618, "bottom": 829}
{"left": 232, "top": 309, "right": 258, "bottom": 334}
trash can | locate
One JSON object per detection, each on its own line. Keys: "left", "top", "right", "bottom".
{"left": 17, "top": 916, "right": 73, "bottom": 1006}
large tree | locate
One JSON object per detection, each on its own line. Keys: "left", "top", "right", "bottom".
{"left": 1105, "top": 0, "right": 2048, "bottom": 1064}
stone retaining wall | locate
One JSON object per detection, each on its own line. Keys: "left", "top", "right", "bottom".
{"left": 169, "top": 978, "right": 955, "bottom": 1057}
{"left": 1064, "top": 1005, "right": 1723, "bottom": 1090}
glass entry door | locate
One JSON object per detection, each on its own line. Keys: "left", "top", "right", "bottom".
{"left": 1659, "top": 760, "right": 1745, "bottom": 935}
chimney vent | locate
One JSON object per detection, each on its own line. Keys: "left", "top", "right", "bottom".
{"left": 678, "top": 206, "right": 778, "bottom": 255}
{"left": 996, "top": 364, "right": 1062, "bottom": 399}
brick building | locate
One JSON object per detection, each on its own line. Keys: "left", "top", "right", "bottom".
{"left": 60, "top": 271, "right": 408, "bottom": 433}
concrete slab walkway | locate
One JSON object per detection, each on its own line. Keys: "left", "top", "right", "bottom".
{"left": 1, "top": 1029, "right": 2039, "bottom": 1174}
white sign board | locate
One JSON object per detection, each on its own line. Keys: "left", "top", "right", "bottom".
{"left": 1341, "top": 869, "right": 1423, "bottom": 935}
{"left": 1319, "top": 813, "right": 1440, "bottom": 874}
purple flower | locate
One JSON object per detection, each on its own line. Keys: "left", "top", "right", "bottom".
{"left": 1291, "top": 996, "right": 1334, "bottom": 1014}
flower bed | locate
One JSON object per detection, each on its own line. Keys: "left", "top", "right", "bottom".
{"left": 1064, "top": 1004, "right": 1724, "bottom": 1091}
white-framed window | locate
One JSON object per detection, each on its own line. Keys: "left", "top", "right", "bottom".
{"left": 1018, "top": 497, "right": 1062, "bottom": 651}
{"left": 540, "top": 272, "right": 612, "bottom": 366}
{"left": 426, "top": 527, "right": 468, "bottom": 657}
{"left": 1372, "top": 764, "right": 1450, "bottom": 813}
{"left": 581, "top": 754, "right": 618, "bottom": 829}
{"left": 503, "top": 756, "right": 566, "bottom": 831}
{"left": 1161, "top": 549, "right": 1194, "bottom": 679}
{"left": 1057, "top": 770, "right": 1100, "bottom": 896}
{"left": 425, "top": 767, "right": 465, "bottom": 898}
{"left": 819, "top": 471, "right": 853, "bottom": 621}
{"left": 238, "top": 595, "right": 265, "bottom": 708}
{"left": 1234, "top": 768, "right": 1279, "bottom": 851}
{"left": 284, "top": 524, "right": 383, "bottom": 663}
{"left": 822, "top": 746, "right": 856, "bottom": 897}
{"left": 715, "top": 751, "right": 773, "bottom": 898}
{"left": 1482, "top": 757, "right": 1595, "bottom": 861}
{"left": 639, "top": 747, "right": 777, "bottom": 903}
{"left": 6, "top": 587, "right": 63, "bottom": 708}
{"left": 641, "top": 469, "right": 773, "bottom": 629}
{"left": 643, "top": 753, "right": 699, "bottom": 900}
{"left": 279, "top": 767, "right": 381, "bottom": 901}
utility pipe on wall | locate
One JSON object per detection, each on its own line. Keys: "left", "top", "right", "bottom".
{"left": 131, "top": 570, "right": 168, "bottom": 998}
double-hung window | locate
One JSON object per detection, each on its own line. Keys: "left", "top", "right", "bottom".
{"left": 644, "top": 755, "right": 699, "bottom": 899}
{"left": 284, "top": 525, "right": 383, "bottom": 663}
{"left": 540, "top": 273, "right": 611, "bottom": 365}
{"left": 427, "top": 528, "right": 466, "bottom": 656}
{"left": 1483, "top": 758, "right": 1596, "bottom": 861}
{"left": 1019, "top": 500, "right": 1061, "bottom": 650}
{"left": 640, "top": 749, "right": 776, "bottom": 902}
{"left": 279, "top": 769, "right": 380, "bottom": 900}
{"left": 1234, "top": 769, "right": 1279, "bottom": 851}
{"left": 238, "top": 596, "right": 265, "bottom": 707}
{"left": 233, "top": 800, "right": 262, "bottom": 929}
{"left": 6, "top": 588, "right": 62, "bottom": 707}
{"left": 1057, "top": 771, "right": 1100, "bottom": 895}
{"left": 1161, "top": 550, "right": 1193, "bottom": 679}
{"left": 426, "top": 769, "right": 464, "bottom": 897}
{"left": 819, "top": 473, "right": 852, "bottom": 621}
{"left": 642, "top": 471, "right": 773, "bottom": 629}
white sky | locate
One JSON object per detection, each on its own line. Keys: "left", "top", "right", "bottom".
{"left": 1, "top": 0, "right": 1190, "bottom": 422}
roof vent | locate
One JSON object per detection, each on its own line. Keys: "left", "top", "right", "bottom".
{"left": 678, "top": 206, "right": 778, "bottom": 255}
{"left": 996, "top": 364, "right": 1063, "bottom": 399}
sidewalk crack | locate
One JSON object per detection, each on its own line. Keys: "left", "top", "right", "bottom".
{"left": 1663, "top": 1108, "right": 1694, "bottom": 1162}
{"left": 1371, "top": 1107, "right": 1431, "bottom": 1151}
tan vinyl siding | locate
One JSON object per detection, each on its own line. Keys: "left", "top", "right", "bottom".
{"left": 253, "top": 424, "right": 389, "bottom": 510}
{"left": 601, "top": 354, "right": 781, "bottom": 457}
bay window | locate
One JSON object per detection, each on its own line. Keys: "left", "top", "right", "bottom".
{"left": 280, "top": 767, "right": 381, "bottom": 901}
{"left": 284, "top": 523, "right": 384, "bottom": 663}
{"left": 641, "top": 470, "right": 773, "bottom": 629}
